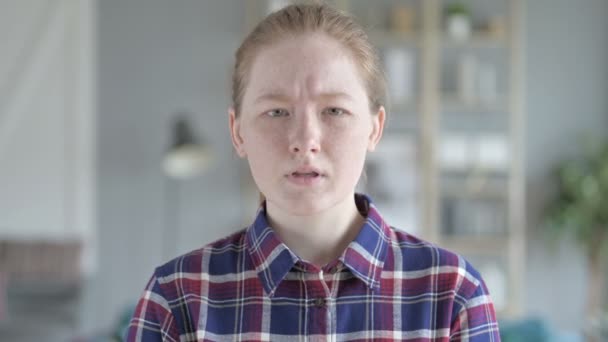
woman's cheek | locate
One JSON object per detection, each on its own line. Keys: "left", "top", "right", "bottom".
{"left": 249, "top": 120, "right": 282, "bottom": 143}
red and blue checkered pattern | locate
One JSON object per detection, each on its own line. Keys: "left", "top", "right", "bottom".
{"left": 127, "top": 194, "right": 499, "bottom": 341}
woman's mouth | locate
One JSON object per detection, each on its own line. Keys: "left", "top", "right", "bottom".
{"left": 292, "top": 171, "right": 319, "bottom": 177}
{"left": 287, "top": 169, "right": 324, "bottom": 186}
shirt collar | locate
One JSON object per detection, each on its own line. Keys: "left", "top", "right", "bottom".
{"left": 339, "top": 193, "right": 390, "bottom": 291}
{"left": 245, "top": 193, "right": 390, "bottom": 296}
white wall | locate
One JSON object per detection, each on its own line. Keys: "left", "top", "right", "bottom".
{"left": 0, "top": 0, "right": 96, "bottom": 272}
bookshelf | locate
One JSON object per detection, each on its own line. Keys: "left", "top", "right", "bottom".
{"left": 244, "top": 0, "right": 525, "bottom": 318}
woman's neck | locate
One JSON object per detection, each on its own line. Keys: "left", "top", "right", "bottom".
{"left": 265, "top": 194, "right": 365, "bottom": 267}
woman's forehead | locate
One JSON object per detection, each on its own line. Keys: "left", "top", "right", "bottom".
{"left": 244, "top": 36, "right": 367, "bottom": 103}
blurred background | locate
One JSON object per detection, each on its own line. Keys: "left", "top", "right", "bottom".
{"left": 0, "top": 0, "right": 607, "bottom": 341}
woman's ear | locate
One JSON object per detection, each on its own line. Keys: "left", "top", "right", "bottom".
{"left": 229, "top": 108, "right": 247, "bottom": 157}
{"left": 367, "top": 106, "right": 386, "bottom": 152}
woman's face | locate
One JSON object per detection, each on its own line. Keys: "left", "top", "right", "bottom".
{"left": 230, "top": 33, "right": 385, "bottom": 216}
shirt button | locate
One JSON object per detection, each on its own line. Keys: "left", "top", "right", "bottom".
{"left": 314, "top": 297, "right": 326, "bottom": 308}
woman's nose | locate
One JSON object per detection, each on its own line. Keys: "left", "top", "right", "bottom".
{"left": 288, "top": 113, "right": 321, "bottom": 154}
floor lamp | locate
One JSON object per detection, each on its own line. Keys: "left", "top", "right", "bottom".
{"left": 161, "top": 113, "right": 212, "bottom": 262}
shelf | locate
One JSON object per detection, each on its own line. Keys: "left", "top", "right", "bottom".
{"left": 368, "top": 30, "right": 420, "bottom": 47}
{"left": 440, "top": 176, "right": 508, "bottom": 199}
{"left": 440, "top": 168, "right": 509, "bottom": 179}
{"left": 440, "top": 194, "right": 508, "bottom": 236}
{"left": 441, "top": 32, "right": 507, "bottom": 49}
{"left": 441, "top": 93, "right": 508, "bottom": 113}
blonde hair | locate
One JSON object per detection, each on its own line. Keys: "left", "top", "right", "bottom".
{"left": 231, "top": 2, "right": 387, "bottom": 117}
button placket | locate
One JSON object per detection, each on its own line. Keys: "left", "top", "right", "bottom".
{"left": 305, "top": 269, "right": 330, "bottom": 336}
{"left": 313, "top": 270, "right": 328, "bottom": 308}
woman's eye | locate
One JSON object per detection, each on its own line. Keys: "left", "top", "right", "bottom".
{"left": 265, "top": 109, "right": 289, "bottom": 117}
{"left": 324, "top": 107, "right": 346, "bottom": 116}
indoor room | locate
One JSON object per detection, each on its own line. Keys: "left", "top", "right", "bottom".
{"left": 0, "top": 0, "right": 607, "bottom": 341}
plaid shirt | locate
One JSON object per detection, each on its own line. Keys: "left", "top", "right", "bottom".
{"left": 127, "top": 194, "right": 499, "bottom": 341}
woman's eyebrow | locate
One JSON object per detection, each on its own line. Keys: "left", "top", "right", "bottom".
{"left": 254, "top": 92, "right": 291, "bottom": 104}
{"left": 317, "top": 91, "right": 355, "bottom": 102}
{"left": 254, "top": 91, "right": 354, "bottom": 104}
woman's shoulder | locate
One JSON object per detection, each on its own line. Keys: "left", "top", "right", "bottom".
{"left": 386, "top": 227, "right": 484, "bottom": 284}
{"left": 154, "top": 227, "right": 250, "bottom": 279}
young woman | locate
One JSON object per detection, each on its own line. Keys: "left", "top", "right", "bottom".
{"left": 127, "top": 4, "right": 499, "bottom": 341}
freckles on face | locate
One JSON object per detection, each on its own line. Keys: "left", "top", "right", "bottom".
{"left": 239, "top": 36, "right": 373, "bottom": 140}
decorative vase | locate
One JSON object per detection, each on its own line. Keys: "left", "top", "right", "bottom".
{"left": 447, "top": 14, "right": 471, "bottom": 41}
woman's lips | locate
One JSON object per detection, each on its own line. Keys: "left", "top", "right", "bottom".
{"left": 292, "top": 171, "right": 319, "bottom": 177}
{"left": 287, "top": 171, "right": 324, "bottom": 186}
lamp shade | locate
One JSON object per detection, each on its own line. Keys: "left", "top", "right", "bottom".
{"left": 162, "top": 115, "right": 212, "bottom": 179}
